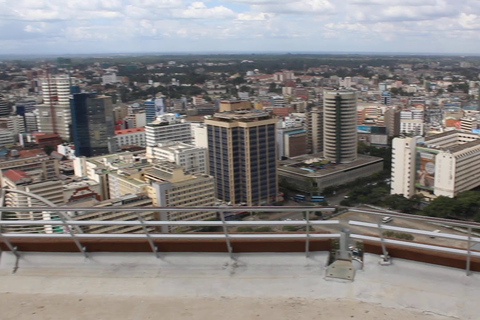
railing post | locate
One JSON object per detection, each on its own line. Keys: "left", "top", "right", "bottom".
{"left": 0, "top": 232, "right": 19, "bottom": 258}
{"left": 377, "top": 216, "right": 390, "bottom": 265}
{"left": 466, "top": 226, "right": 472, "bottom": 276}
{"left": 305, "top": 210, "right": 310, "bottom": 258}
{"left": 219, "top": 211, "right": 233, "bottom": 259}
{"left": 135, "top": 212, "right": 159, "bottom": 259}
{"left": 56, "top": 210, "right": 87, "bottom": 258}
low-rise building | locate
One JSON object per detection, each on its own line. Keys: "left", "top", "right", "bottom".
{"left": 146, "top": 141, "right": 207, "bottom": 174}
{"left": 115, "top": 127, "right": 146, "bottom": 148}
{"left": 143, "top": 162, "right": 216, "bottom": 231}
{"left": 145, "top": 114, "right": 192, "bottom": 147}
{"left": 278, "top": 153, "right": 383, "bottom": 194}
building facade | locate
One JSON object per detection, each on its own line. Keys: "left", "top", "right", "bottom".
{"left": 206, "top": 110, "right": 278, "bottom": 205}
{"left": 146, "top": 141, "right": 207, "bottom": 174}
{"left": 36, "top": 75, "right": 72, "bottom": 141}
{"left": 115, "top": 128, "right": 146, "bottom": 148}
{"left": 143, "top": 162, "right": 216, "bottom": 231}
{"left": 306, "top": 106, "right": 323, "bottom": 154}
{"left": 145, "top": 118, "right": 192, "bottom": 147}
{"left": 70, "top": 93, "right": 115, "bottom": 157}
{"left": 323, "top": 90, "right": 357, "bottom": 163}
{"left": 391, "top": 130, "right": 480, "bottom": 199}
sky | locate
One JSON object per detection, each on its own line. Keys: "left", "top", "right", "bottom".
{"left": 1, "top": 0, "right": 480, "bottom": 55}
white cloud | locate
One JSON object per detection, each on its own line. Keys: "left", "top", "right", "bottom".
{"left": 2, "top": 0, "right": 480, "bottom": 54}
{"left": 173, "top": 2, "right": 236, "bottom": 19}
{"left": 236, "top": 12, "right": 269, "bottom": 20}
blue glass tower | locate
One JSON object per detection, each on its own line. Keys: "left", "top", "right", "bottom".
{"left": 70, "top": 93, "right": 114, "bottom": 157}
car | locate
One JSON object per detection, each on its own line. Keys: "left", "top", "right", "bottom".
{"left": 382, "top": 216, "right": 393, "bottom": 223}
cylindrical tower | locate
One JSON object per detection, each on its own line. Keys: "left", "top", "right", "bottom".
{"left": 323, "top": 90, "right": 357, "bottom": 163}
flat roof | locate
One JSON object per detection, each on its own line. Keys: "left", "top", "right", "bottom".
{"left": 0, "top": 251, "right": 477, "bottom": 319}
{"left": 278, "top": 153, "right": 383, "bottom": 177}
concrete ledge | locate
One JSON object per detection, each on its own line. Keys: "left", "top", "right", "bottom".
{"left": 0, "top": 251, "right": 478, "bottom": 319}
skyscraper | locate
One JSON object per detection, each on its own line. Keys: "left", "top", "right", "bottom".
{"left": 205, "top": 110, "right": 278, "bottom": 205}
{"left": 323, "top": 90, "right": 357, "bottom": 164}
{"left": 145, "top": 97, "right": 166, "bottom": 124}
{"left": 70, "top": 93, "right": 115, "bottom": 157}
{"left": 35, "top": 75, "right": 73, "bottom": 141}
{"left": 306, "top": 106, "right": 323, "bottom": 154}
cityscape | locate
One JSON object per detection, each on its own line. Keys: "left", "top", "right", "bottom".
{"left": 0, "top": 53, "right": 479, "bottom": 318}
{"left": 1, "top": 1, "right": 480, "bottom": 318}
{"left": 2, "top": 54, "right": 480, "bottom": 220}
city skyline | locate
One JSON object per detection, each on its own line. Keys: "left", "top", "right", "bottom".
{"left": 2, "top": 1, "right": 480, "bottom": 55}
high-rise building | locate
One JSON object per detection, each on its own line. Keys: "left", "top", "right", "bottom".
{"left": 205, "top": 110, "right": 278, "bottom": 205}
{"left": 306, "top": 106, "right": 323, "bottom": 154}
{"left": 391, "top": 130, "right": 480, "bottom": 199}
{"left": 41, "top": 75, "right": 71, "bottom": 105}
{"left": 144, "top": 98, "right": 156, "bottom": 124}
{"left": 323, "top": 90, "right": 357, "bottom": 163}
{"left": 384, "top": 106, "right": 401, "bottom": 137}
{"left": 70, "top": 93, "right": 115, "bottom": 157}
{"left": 35, "top": 75, "right": 73, "bottom": 141}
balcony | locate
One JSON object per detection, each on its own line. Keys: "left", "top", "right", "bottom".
{"left": 0, "top": 190, "right": 479, "bottom": 318}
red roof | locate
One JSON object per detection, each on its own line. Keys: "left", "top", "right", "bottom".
{"left": 3, "top": 169, "right": 31, "bottom": 182}
{"left": 115, "top": 127, "right": 145, "bottom": 135}
{"left": 17, "top": 149, "right": 45, "bottom": 158}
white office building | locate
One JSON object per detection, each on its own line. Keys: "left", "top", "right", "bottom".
{"left": 391, "top": 130, "right": 480, "bottom": 199}
{"left": 36, "top": 75, "right": 74, "bottom": 141}
{"left": 145, "top": 115, "right": 192, "bottom": 147}
{"left": 146, "top": 141, "right": 207, "bottom": 174}
{"left": 115, "top": 128, "right": 146, "bottom": 147}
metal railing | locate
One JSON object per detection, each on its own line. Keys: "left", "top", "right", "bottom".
{"left": 0, "top": 206, "right": 340, "bottom": 259}
{"left": 0, "top": 205, "right": 479, "bottom": 275}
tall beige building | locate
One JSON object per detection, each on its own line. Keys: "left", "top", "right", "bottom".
{"left": 205, "top": 110, "right": 278, "bottom": 206}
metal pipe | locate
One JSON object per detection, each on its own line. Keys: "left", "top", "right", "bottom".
{"left": 219, "top": 211, "right": 233, "bottom": 259}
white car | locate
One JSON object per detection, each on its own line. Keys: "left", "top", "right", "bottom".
{"left": 382, "top": 216, "right": 393, "bottom": 223}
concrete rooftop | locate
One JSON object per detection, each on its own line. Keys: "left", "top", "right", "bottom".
{"left": 0, "top": 251, "right": 478, "bottom": 319}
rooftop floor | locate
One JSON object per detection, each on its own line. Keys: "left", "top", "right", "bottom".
{"left": 0, "top": 251, "right": 478, "bottom": 319}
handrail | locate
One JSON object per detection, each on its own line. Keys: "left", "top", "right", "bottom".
{"left": 1, "top": 204, "right": 480, "bottom": 275}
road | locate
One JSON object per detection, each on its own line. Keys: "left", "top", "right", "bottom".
{"left": 241, "top": 204, "right": 471, "bottom": 250}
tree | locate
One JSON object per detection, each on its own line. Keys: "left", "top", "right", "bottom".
{"left": 322, "top": 186, "right": 337, "bottom": 196}
{"left": 232, "top": 76, "right": 246, "bottom": 85}
{"left": 422, "top": 196, "right": 457, "bottom": 218}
